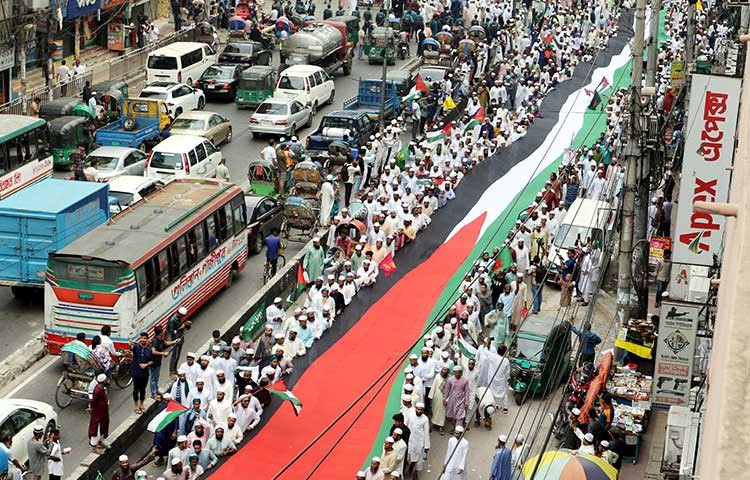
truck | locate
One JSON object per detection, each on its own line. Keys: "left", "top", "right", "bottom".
{"left": 95, "top": 98, "right": 171, "bottom": 151}
{"left": 305, "top": 110, "right": 378, "bottom": 152}
{"left": 0, "top": 178, "right": 110, "bottom": 296}
{"left": 343, "top": 79, "right": 401, "bottom": 120}
{"left": 281, "top": 21, "right": 354, "bottom": 76}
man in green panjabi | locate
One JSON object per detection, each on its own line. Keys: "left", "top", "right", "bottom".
{"left": 302, "top": 237, "right": 325, "bottom": 284}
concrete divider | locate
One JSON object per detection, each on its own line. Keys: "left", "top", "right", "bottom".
{"left": 70, "top": 237, "right": 317, "bottom": 480}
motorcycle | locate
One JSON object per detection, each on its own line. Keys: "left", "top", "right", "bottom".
{"left": 397, "top": 40, "right": 409, "bottom": 60}
{"left": 554, "top": 361, "right": 595, "bottom": 438}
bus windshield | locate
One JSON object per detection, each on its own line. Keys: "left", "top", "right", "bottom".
{"left": 49, "top": 258, "right": 125, "bottom": 288}
{"left": 0, "top": 124, "right": 49, "bottom": 175}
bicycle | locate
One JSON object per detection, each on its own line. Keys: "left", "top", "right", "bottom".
{"left": 112, "top": 349, "right": 133, "bottom": 389}
{"left": 263, "top": 254, "right": 286, "bottom": 284}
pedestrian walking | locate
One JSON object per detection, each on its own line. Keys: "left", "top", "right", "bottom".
{"left": 488, "top": 434, "right": 512, "bottom": 480}
{"left": 264, "top": 228, "right": 282, "bottom": 277}
{"left": 88, "top": 374, "right": 110, "bottom": 453}
{"left": 56, "top": 60, "right": 71, "bottom": 97}
{"left": 167, "top": 307, "right": 190, "bottom": 377}
{"left": 27, "top": 425, "right": 48, "bottom": 480}
{"left": 571, "top": 321, "right": 601, "bottom": 366}
{"left": 47, "top": 428, "right": 70, "bottom": 480}
{"left": 442, "top": 425, "right": 469, "bottom": 480}
{"left": 131, "top": 332, "right": 154, "bottom": 414}
{"left": 654, "top": 248, "right": 671, "bottom": 308}
{"left": 216, "top": 157, "right": 230, "bottom": 181}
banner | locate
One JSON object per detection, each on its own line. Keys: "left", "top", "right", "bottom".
{"left": 652, "top": 302, "right": 700, "bottom": 406}
{"left": 66, "top": 0, "right": 100, "bottom": 18}
{"left": 241, "top": 301, "right": 267, "bottom": 341}
{"left": 672, "top": 74, "right": 740, "bottom": 266}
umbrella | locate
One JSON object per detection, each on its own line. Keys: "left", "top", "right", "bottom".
{"left": 522, "top": 451, "right": 618, "bottom": 480}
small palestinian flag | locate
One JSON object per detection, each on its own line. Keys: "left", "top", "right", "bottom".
{"left": 147, "top": 401, "right": 187, "bottom": 432}
{"left": 415, "top": 74, "right": 429, "bottom": 93}
{"left": 588, "top": 91, "right": 602, "bottom": 110}
{"left": 289, "top": 263, "right": 307, "bottom": 302}
{"left": 267, "top": 380, "right": 303, "bottom": 415}
{"left": 457, "top": 338, "right": 477, "bottom": 361}
{"left": 426, "top": 123, "right": 452, "bottom": 143}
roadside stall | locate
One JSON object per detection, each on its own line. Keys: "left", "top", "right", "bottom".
{"left": 606, "top": 365, "right": 653, "bottom": 463}
{"left": 614, "top": 317, "right": 657, "bottom": 362}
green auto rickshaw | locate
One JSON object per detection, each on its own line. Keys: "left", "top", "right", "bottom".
{"left": 47, "top": 116, "right": 94, "bottom": 169}
{"left": 510, "top": 315, "right": 573, "bottom": 406}
{"left": 368, "top": 27, "right": 396, "bottom": 65}
{"left": 92, "top": 79, "right": 128, "bottom": 99}
{"left": 96, "top": 89, "right": 125, "bottom": 125}
{"left": 236, "top": 65, "right": 278, "bottom": 109}
{"left": 40, "top": 98, "right": 95, "bottom": 123}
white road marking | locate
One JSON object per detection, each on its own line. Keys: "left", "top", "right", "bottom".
{"left": 3, "top": 356, "right": 57, "bottom": 399}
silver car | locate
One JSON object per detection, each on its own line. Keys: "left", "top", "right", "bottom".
{"left": 86, "top": 146, "right": 148, "bottom": 182}
{"left": 249, "top": 97, "right": 312, "bottom": 138}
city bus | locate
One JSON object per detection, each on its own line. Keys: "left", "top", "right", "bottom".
{"left": 44, "top": 179, "right": 248, "bottom": 354}
{"left": 0, "top": 115, "right": 53, "bottom": 199}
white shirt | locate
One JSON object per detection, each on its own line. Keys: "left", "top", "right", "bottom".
{"left": 262, "top": 145, "right": 277, "bottom": 163}
{"left": 48, "top": 441, "right": 64, "bottom": 476}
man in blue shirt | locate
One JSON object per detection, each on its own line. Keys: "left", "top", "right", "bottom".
{"left": 489, "top": 434, "right": 512, "bottom": 480}
{"left": 264, "top": 228, "right": 282, "bottom": 276}
{"left": 571, "top": 321, "right": 601, "bottom": 365}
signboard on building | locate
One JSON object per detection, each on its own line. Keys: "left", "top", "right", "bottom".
{"left": 672, "top": 74, "right": 740, "bottom": 266}
{"left": 0, "top": 48, "right": 14, "bottom": 72}
{"left": 653, "top": 302, "right": 700, "bottom": 406}
{"left": 648, "top": 235, "right": 672, "bottom": 272}
{"left": 66, "top": 0, "right": 101, "bottom": 19}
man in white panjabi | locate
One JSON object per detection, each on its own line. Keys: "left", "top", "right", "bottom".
{"left": 443, "top": 425, "right": 469, "bottom": 480}
{"left": 429, "top": 367, "right": 449, "bottom": 433}
{"left": 405, "top": 402, "right": 430, "bottom": 478}
{"left": 319, "top": 175, "right": 335, "bottom": 227}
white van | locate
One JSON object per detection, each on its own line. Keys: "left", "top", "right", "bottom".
{"left": 146, "top": 135, "right": 221, "bottom": 179}
{"left": 146, "top": 42, "right": 217, "bottom": 86}
{"left": 545, "top": 198, "right": 615, "bottom": 283}
{"left": 274, "top": 65, "right": 335, "bottom": 115}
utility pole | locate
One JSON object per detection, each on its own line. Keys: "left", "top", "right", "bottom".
{"left": 615, "top": 0, "right": 647, "bottom": 326}
{"left": 686, "top": 3, "right": 694, "bottom": 66}
{"left": 19, "top": 24, "right": 33, "bottom": 114}
{"left": 378, "top": 0, "right": 390, "bottom": 133}
{"left": 646, "top": 0, "right": 660, "bottom": 88}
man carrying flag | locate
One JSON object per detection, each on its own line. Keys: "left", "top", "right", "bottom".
{"left": 266, "top": 380, "right": 303, "bottom": 415}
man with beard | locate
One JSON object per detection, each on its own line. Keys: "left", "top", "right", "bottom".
{"left": 111, "top": 448, "right": 157, "bottom": 480}
{"left": 162, "top": 458, "right": 190, "bottom": 480}
{"left": 429, "top": 366, "right": 449, "bottom": 434}
{"left": 254, "top": 324, "right": 276, "bottom": 363}
{"left": 405, "top": 402, "right": 430, "bottom": 479}
{"left": 205, "top": 425, "right": 236, "bottom": 458}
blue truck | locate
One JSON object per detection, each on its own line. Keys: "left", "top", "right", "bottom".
{"left": 342, "top": 79, "right": 401, "bottom": 119}
{"left": 95, "top": 98, "right": 171, "bottom": 151}
{"left": 0, "top": 179, "right": 110, "bottom": 296}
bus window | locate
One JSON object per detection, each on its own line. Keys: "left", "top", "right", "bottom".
{"left": 194, "top": 223, "right": 207, "bottom": 259}
{"left": 231, "top": 195, "right": 245, "bottom": 234}
{"left": 135, "top": 266, "right": 148, "bottom": 305}
{"left": 143, "top": 260, "right": 157, "bottom": 300}
{"left": 157, "top": 249, "right": 170, "bottom": 291}
{"left": 175, "top": 237, "right": 188, "bottom": 274}
{"left": 169, "top": 243, "right": 180, "bottom": 280}
{"left": 186, "top": 230, "right": 197, "bottom": 266}
{"left": 216, "top": 210, "right": 228, "bottom": 242}
{"left": 207, "top": 215, "right": 218, "bottom": 249}
{"left": 224, "top": 203, "right": 234, "bottom": 236}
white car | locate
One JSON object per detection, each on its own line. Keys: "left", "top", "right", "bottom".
{"left": 86, "top": 146, "right": 149, "bottom": 182}
{"left": 0, "top": 399, "right": 58, "bottom": 465}
{"left": 249, "top": 97, "right": 312, "bottom": 138}
{"left": 139, "top": 82, "right": 206, "bottom": 119}
{"left": 275, "top": 65, "right": 335, "bottom": 115}
{"left": 109, "top": 175, "right": 165, "bottom": 214}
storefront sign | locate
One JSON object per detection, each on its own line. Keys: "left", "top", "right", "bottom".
{"left": 0, "top": 48, "right": 13, "bottom": 72}
{"left": 671, "top": 61, "right": 684, "bottom": 81}
{"left": 668, "top": 263, "right": 711, "bottom": 304}
{"left": 648, "top": 235, "right": 672, "bottom": 270}
{"left": 673, "top": 74, "right": 740, "bottom": 266}
{"left": 107, "top": 21, "right": 125, "bottom": 51}
{"left": 653, "top": 302, "right": 700, "bottom": 406}
{"left": 66, "top": 0, "right": 101, "bottom": 19}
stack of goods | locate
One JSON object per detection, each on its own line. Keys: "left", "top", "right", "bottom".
{"left": 616, "top": 318, "right": 656, "bottom": 348}
{"left": 607, "top": 366, "right": 653, "bottom": 404}
{"left": 611, "top": 403, "right": 647, "bottom": 434}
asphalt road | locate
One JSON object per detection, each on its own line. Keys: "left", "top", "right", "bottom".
{"left": 0, "top": 48, "right": 414, "bottom": 475}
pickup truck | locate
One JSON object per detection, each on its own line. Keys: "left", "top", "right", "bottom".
{"left": 305, "top": 110, "right": 378, "bottom": 152}
{"left": 343, "top": 79, "right": 401, "bottom": 121}
{"left": 95, "top": 98, "right": 171, "bottom": 151}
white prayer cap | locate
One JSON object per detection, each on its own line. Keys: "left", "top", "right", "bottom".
{"left": 273, "top": 296, "right": 282, "bottom": 303}
{"left": 453, "top": 365, "right": 463, "bottom": 372}
{"left": 450, "top": 318, "right": 457, "bottom": 324}
{"left": 435, "top": 326, "right": 444, "bottom": 333}
{"left": 97, "top": 373, "right": 107, "bottom": 383}
{"left": 571, "top": 407, "right": 581, "bottom": 416}
{"left": 196, "top": 377, "right": 205, "bottom": 383}
{"left": 409, "top": 354, "right": 418, "bottom": 360}
{"left": 584, "top": 433, "right": 594, "bottom": 443}
{"left": 323, "top": 305, "right": 331, "bottom": 311}
{"left": 274, "top": 333, "right": 285, "bottom": 339}
{"left": 401, "top": 395, "right": 412, "bottom": 402}
{"left": 394, "top": 428, "right": 403, "bottom": 435}
{"left": 163, "top": 393, "right": 172, "bottom": 400}
{"left": 289, "top": 327, "right": 298, "bottom": 333}
{"left": 372, "top": 457, "right": 381, "bottom": 463}
{"left": 245, "top": 348, "right": 254, "bottom": 355}
{"left": 422, "top": 334, "right": 431, "bottom": 341}
{"left": 416, "top": 402, "right": 425, "bottom": 408}
{"left": 177, "top": 435, "right": 188, "bottom": 442}
{"left": 404, "top": 367, "right": 414, "bottom": 373}
{"left": 426, "top": 341, "right": 434, "bottom": 348}
{"left": 486, "top": 406, "right": 496, "bottom": 415}
{"left": 186, "top": 352, "right": 196, "bottom": 358}
{"left": 498, "top": 434, "right": 508, "bottom": 443}
{"left": 405, "top": 373, "right": 414, "bottom": 380}
{"left": 212, "top": 345, "right": 221, "bottom": 351}
{"left": 171, "top": 458, "right": 182, "bottom": 466}
{"left": 455, "top": 425, "right": 465, "bottom": 433}
{"left": 294, "top": 307, "right": 302, "bottom": 314}
{"left": 403, "top": 384, "right": 414, "bottom": 391}
{"left": 327, "top": 274, "right": 335, "bottom": 280}
{"left": 601, "top": 440, "right": 610, "bottom": 448}
{"left": 385, "top": 436, "right": 394, "bottom": 443}
{"left": 421, "top": 346, "right": 430, "bottom": 352}
{"left": 227, "top": 413, "right": 237, "bottom": 419}
{"left": 441, "top": 351, "right": 450, "bottom": 358}
{"left": 119, "top": 455, "right": 129, "bottom": 462}
{"left": 357, "top": 472, "right": 366, "bottom": 479}
{"left": 516, "top": 434, "right": 525, "bottom": 443}
{"left": 231, "top": 336, "right": 241, "bottom": 344}
{"left": 178, "top": 307, "right": 188, "bottom": 315}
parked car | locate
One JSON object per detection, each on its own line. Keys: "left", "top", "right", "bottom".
{"left": 195, "top": 64, "right": 244, "bottom": 100}
{"left": 249, "top": 97, "right": 312, "bottom": 138}
{"left": 139, "top": 82, "right": 205, "bottom": 119}
{"left": 170, "top": 111, "right": 233, "bottom": 145}
{"left": 0, "top": 399, "right": 58, "bottom": 465}
{"left": 108, "top": 175, "right": 165, "bottom": 214}
{"left": 245, "top": 193, "right": 284, "bottom": 253}
{"left": 275, "top": 65, "right": 335, "bottom": 115}
{"left": 86, "top": 146, "right": 148, "bottom": 182}
{"left": 146, "top": 135, "right": 221, "bottom": 179}
{"left": 218, "top": 41, "right": 272, "bottom": 67}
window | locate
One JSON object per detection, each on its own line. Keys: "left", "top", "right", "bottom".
{"left": 187, "top": 149, "right": 198, "bottom": 166}
{"left": 309, "top": 73, "right": 318, "bottom": 87}
{"left": 175, "top": 237, "right": 189, "bottom": 274}
{"left": 195, "top": 223, "right": 207, "bottom": 259}
{"left": 148, "top": 55, "right": 178, "bottom": 70}
{"left": 207, "top": 215, "right": 218, "bottom": 249}
{"left": 125, "top": 151, "right": 145, "bottom": 166}
{"left": 224, "top": 203, "right": 235, "bottom": 235}
{"left": 136, "top": 266, "right": 148, "bottom": 305}
{"left": 204, "top": 141, "right": 217, "bottom": 156}
{"left": 186, "top": 230, "right": 198, "bottom": 266}
{"left": 313, "top": 71, "right": 324, "bottom": 86}
{"left": 149, "top": 151, "right": 182, "bottom": 170}
{"left": 0, "top": 418, "right": 14, "bottom": 441}
{"left": 9, "top": 409, "right": 41, "bottom": 432}
{"left": 157, "top": 250, "right": 170, "bottom": 290}
{"left": 180, "top": 49, "right": 202, "bottom": 68}
{"left": 203, "top": 45, "right": 214, "bottom": 56}
{"left": 290, "top": 102, "right": 300, "bottom": 114}
{"left": 216, "top": 210, "right": 229, "bottom": 242}
{"left": 136, "top": 260, "right": 157, "bottom": 305}
{"left": 232, "top": 196, "right": 245, "bottom": 233}
{"left": 168, "top": 243, "right": 180, "bottom": 280}
{"left": 209, "top": 115, "right": 220, "bottom": 128}
{"left": 195, "top": 143, "right": 207, "bottom": 163}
